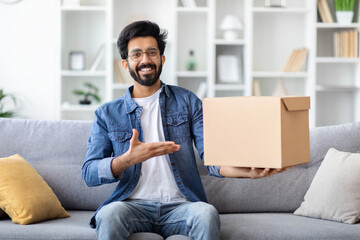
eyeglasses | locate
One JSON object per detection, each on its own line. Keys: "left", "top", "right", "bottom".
{"left": 128, "top": 48, "right": 160, "bottom": 62}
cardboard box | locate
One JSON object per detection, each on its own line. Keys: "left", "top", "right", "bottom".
{"left": 203, "top": 96, "right": 310, "bottom": 168}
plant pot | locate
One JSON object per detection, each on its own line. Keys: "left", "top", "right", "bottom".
{"left": 336, "top": 11, "right": 354, "bottom": 24}
{"left": 79, "top": 99, "right": 91, "bottom": 105}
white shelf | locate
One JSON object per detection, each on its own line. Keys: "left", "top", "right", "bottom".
{"left": 214, "top": 84, "right": 245, "bottom": 91}
{"left": 316, "top": 57, "right": 360, "bottom": 63}
{"left": 176, "top": 71, "right": 208, "bottom": 78}
{"left": 61, "top": 104, "right": 100, "bottom": 111}
{"left": 61, "top": 6, "right": 107, "bottom": 12}
{"left": 316, "top": 23, "right": 360, "bottom": 28}
{"left": 214, "top": 39, "right": 246, "bottom": 45}
{"left": 252, "top": 7, "right": 310, "bottom": 13}
{"left": 61, "top": 70, "right": 106, "bottom": 77}
{"left": 316, "top": 85, "right": 360, "bottom": 92}
{"left": 252, "top": 71, "right": 308, "bottom": 78}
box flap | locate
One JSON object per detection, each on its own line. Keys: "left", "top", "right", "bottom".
{"left": 282, "top": 96, "right": 310, "bottom": 111}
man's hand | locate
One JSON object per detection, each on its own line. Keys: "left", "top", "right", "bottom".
{"left": 111, "top": 129, "right": 180, "bottom": 177}
{"left": 247, "top": 167, "right": 291, "bottom": 179}
{"left": 219, "top": 166, "right": 292, "bottom": 178}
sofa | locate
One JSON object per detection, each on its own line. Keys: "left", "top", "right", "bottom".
{"left": 0, "top": 117, "right": 359, "bottom": 240}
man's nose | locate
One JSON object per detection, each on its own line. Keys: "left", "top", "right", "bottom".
{"left": 138, "top": 53, "right": 152, "bottom": 64}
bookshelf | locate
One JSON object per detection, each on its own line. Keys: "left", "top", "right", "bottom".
{"left": 315, "top": 0, "right": 360, "bottom": 126}
{"left": 57, "top": 0, "right": 360, "bottom": 127}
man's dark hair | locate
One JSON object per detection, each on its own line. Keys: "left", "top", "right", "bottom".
{"left": 117, "top": 20, "right": 168, "bottom": 60}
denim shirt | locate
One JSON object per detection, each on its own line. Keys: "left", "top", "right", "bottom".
{"left": 82, "top": 82, "right": 222, "bottom": 228}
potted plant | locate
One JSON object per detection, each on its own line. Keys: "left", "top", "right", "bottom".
{"left": 73, "top": 82, "right": 101, "bottom": 105}
{"left": 0, "top": 89, "right": 17, "bottom": 118}
{"left": 334, "top": 0, "right": 355, "bottom": 24}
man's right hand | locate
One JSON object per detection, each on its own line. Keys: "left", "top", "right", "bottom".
{"left": 110, "top": 129, "right": 181, "bottom": 178}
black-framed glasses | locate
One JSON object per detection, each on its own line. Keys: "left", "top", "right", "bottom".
{"left": 128, "top": 48, "right": 160, "bottom": 62}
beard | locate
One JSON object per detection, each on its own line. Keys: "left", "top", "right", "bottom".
{"left": 129, "top": 60, "right": 163, "bottom": 87}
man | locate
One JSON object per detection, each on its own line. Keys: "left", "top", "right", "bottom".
{"left": 82, "top": 20, "right": 288, "bottom": 240}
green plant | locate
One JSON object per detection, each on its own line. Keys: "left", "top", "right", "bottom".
{"left": 73, "top": 82, "right": 101, "bottom": 104}
{"left": 0, "top": 89, "right": 17, "bottom": 118}
{"left": 334, "top": 0, "right": 355, "bottom": 11}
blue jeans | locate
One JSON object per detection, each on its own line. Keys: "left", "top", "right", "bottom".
{"left": 95, "top": 200, "right": 220, "bottom": 240}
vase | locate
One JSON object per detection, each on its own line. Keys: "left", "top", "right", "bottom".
{"left": 336, "top": 11, "right": 354, "bottom": 24}
{"left": 272, "top": 78, "right": 289, "bottom": 96}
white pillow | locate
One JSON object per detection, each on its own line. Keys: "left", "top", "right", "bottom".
{"left": 294, "top": 148, "right": 360, "bottom": 224}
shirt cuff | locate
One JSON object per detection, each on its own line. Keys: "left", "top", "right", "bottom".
{"left": 98, "top": 157, "right": 117, "bottom": 181}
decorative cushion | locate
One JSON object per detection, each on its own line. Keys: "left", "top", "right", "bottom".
{"left": 294, "top": 148, "right": 360, "bottom": 224}
{"left": 0, "top": 154, "right": 70, "bottom": 225}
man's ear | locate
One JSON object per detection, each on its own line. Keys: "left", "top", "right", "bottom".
{"left": 161, "top": 55, "right": 165, "bottom": 66}
{"left": 121, "top": 59, "right": 129, "bottom": 71}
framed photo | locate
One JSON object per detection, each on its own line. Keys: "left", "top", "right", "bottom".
{"left": 69, "top": 51, "right": 85, "bottom": 70}
{"left": 217, "top": 55, "right": 241, "bottom": 83}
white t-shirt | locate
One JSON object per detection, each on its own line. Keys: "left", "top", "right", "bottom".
{"left": 129, "top": 88, "right": 187, "bottom": 202}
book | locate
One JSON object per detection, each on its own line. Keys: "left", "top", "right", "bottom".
{"left": 89, "top": 44, "right": 105, "bottom": 71}
{"left": 282, "top": 48, "right": 308, "bottom": 72}
{"left": 283, "top": 49, "right": 297, "bottom": 72}
{"left": 333, "top": 32, "right": 340, "bottom": 57}
{"left": 354, "top": 30, "right": 358, "bottom": 58}
{"left": 322, "top": 0, "right": 334, "bottom": 23}
{"left": 317, "top": 0, "right": 327, "bottom": 22}
{"left": 317, "top": 0, "right": 334, "bottom": 23}
{"left": 252, "top": 80, "right": 261, "bottom": 96}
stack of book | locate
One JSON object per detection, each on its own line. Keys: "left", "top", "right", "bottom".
{"left": 333, "top": 30, "right": 358, "bottom": 58}
{"left": 317, "top": 0, "right": 334, "bottom": 23}
{"left": 282, "top": 48, "right": 309, "bottom": 72}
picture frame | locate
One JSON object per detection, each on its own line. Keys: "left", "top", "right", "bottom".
{"left": 217, "top": 55, "right": 241, "bottom": 83}
{"left": 69, "top": 51, "right": 85, "bottom": 71}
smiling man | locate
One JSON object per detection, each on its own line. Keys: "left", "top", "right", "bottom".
{"left": 82, "top": 20, "right": 288, "bottom": 240}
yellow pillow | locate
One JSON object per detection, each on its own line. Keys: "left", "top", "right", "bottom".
{"left": 0, "top": 154, "right": 70, "bottom": 224}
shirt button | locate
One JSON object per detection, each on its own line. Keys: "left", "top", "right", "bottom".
{"left": 163, "top": 123, "right": 166, "bottom": 127}
{"left": 177, "top": 181, "right": 181, "bottom": 185}
{"left": 161, "top": 105, "right": 165, "bottom": 109}
{"left": 118, "top": 137, "right": 122, "bottom": 140}
{"left": 171, "top": 162, "right": 175, "bottom": 166}
{"left": 173, "top": 121, "right": 178, "bottom": 125}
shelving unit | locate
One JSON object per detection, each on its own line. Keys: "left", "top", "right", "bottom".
{"left": 314, "top": 1, "right": 360, "bottom": 126}
{"left": 59, "top": 0, "right": 110, "bottom": 120}
{"left": 57, "top": 0, "right": 360, "bottom": 127}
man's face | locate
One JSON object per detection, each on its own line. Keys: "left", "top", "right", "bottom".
{"left": 122, "top": 36, "right": 165, "bottom": 87}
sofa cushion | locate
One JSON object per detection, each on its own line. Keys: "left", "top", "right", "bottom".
{"left": 0, "top": 210, "right": 185, "bottom": 240}
{"left": 294, "top": 148, "right": 360, "bottom": 224}
{"left": 0, "top": 154, "right": 69, "bottom": 224}
{"left": 219, "top": 213, "right": 360, "bottom": 240}
{"left": 0, "top": 211, "right": 97, "bottom": 240}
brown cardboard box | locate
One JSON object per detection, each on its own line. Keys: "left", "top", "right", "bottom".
{"left": 203, "top": 96, "right": 310, "bottom": 168}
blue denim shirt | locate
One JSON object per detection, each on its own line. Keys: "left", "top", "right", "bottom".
{"left": 82, "top": 82, "right": 222, "bottom": 228}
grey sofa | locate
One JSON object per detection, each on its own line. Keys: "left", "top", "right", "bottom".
{"left": 0, "top": 118, "right": 359, "bottom": 240}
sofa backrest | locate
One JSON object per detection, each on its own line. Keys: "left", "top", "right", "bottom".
{"left": 1, "top": 118, "right": 360, "bottom": 213}
{"left": 199, "top": 121, "right": 360, "bottom": 213}
{"left": 0, "top": 118, "right": 117, "bottom": 211}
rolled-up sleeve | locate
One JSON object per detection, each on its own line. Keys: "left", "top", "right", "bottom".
{"left": 82, "top": 108, "right": 119, "bottom": 186}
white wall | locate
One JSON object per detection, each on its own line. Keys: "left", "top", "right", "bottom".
{"left": 0, "top": 0, "right": 59, "bottom": 120}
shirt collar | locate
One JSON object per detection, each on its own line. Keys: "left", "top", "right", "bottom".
{"left": 125, "top": 81, "right": 170, "bottom": 114}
